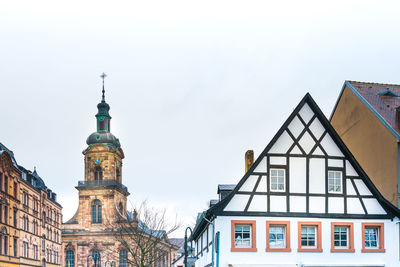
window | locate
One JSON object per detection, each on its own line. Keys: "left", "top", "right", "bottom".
{"left": 92, "top": 199, "right": 102, "bottom": 223}
{"left": 298, "top": 222, "right": 322, "bottom": 252}
{"left": 42, "top": 212, "right": 46, "bottom": 227}
{"left": 13, "top": 182, "right": 17, "bottom": 198}
{"left": 94, "top": 166, "right": 103, "bottom": 181}
{"left": 3, "top": 236, "right": 7, "bottom": 255}
{"left": 13, "top": 238, "right": 17, "bottom": 256}
{"left": 33, "top": 198, "right": 38, "bottom": 212}
{"left": 0, "top": 172, "right": 2, "bottom": 191}
{"left": 33, "top": 244, "right": 38, "bottom": 259}
{"left": 266, "top": 221, "right": 291, "bottom": 252}
{"left": 231, "top": 220, "right": 257, "bottom": 252}
{"left": 362, "top": 223, "right": 385, "bottom": 252}
{"left": 92, "top": 250, "right": 100, "bottom": 262}
{"left": 328, "top": 170, "right": 342, "bottom": 193}
{"left": 4, "top": 175, "right": 7, "bottom": 194}
{"left": 270, "top": 169, "right": 285, "bottom": 192}
{"left": 99, "top": 120, "right": 105, "bottom": 130}
{"left": 4, "top": 206, "right": 7, "bottom": 225}
{"left": 119, "top": 249, "right": 128, "bottom": 267}
{"left": 22, "top": 241, "right": 29, "bottom": 258}
{"left": 13, "top": 209, "right": 17, "bottom": 227}
{"left": 42, "top": 236, "right": 45, "bottom": 252}
{"left": 331, "top": 222, "right": 354, "bottom": 252}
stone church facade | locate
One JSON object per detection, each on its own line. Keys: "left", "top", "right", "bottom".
{"left": 62, "top": 80, "right": 177, "bottom": 267}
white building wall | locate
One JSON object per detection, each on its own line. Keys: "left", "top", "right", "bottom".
{"left": 209, "top": 216, "right": 400, "bottom": 267}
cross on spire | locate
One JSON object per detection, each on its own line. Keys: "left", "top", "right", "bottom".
{"left": 100, "top": 72, "right": 107, "bottom": 102}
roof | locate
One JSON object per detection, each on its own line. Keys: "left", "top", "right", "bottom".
{"left": 0, "top": 142, "right": 61, "bottom": 207}
{"left": 0, "top": 143, "right": 19, "bottom": 169}
{"left": 217, "top": 184, "right": 235, "bottom": 193}
{"left": 169, "top": 238, "right": 185, "bottom": 249}
{"left": 191, "top": 93, "right": 400, "bottom": 240}
{"left": 331, "top": 80, "right": 400, "bottom": 139}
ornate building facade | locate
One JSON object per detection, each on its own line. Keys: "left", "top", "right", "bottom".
{"left": 0, "top": 143, "right": 62, "bottom": 267}
{"left": 62, "top": 79, "right": 178, "bottom": 267}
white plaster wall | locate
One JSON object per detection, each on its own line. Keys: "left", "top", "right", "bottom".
{"left": 309, "top": 118, "right": 325, "bottom": 140}
{"left": 320, "top": 133, "right": 344, "bottom": 157}
{"left": 270, "top": 157, "right": 286, "bottom": 165}
{"left": 289, "top": 157, "right": 306, "bottom": 193}
{"left": 268, "top": 131, "right": 293, "bottom": 154}
{"left": 299, "top": 131, "right": 315, "bottom": 154}
{"left": 195, "top": 224, "right": 213, "bottom": 267}
{"left": 309, "top": 158, "right": 325, "bottom": 193}
{"left": 207, "top": 216, "right": 400, "bottom": 267}
{"left": 346, "top": 160, "right": 358, "bottom": 176}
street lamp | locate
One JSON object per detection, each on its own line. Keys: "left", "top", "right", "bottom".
{"left": 184, "top": 226, "right": 193, "bottom": 267}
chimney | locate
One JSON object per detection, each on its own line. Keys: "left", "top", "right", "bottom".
{"left": 245, "top": 150, "right": 254, "bottom": 173}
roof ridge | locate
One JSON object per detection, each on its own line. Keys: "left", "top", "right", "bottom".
{"left": 347, "top": 80, "right": 400, "bottom": 87}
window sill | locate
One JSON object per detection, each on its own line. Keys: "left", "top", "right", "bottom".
{"left": 231, "top": 247, "right": 257, "bottom": 252}
{"left": 297, "top": 248, "right": 322, "bottom": 252}
{"left": 361, "top": 248, "right": 385, "bottom": 253}
{"left": 331, "top": 248, "right": 355, "bottom": 253}
{"left": 266, "top": 247, "right": 291, "bottom": 252}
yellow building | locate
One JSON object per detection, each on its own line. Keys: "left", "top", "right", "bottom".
{"left": 0, "top": 143, "right": 62, "bottom": 267}
{"left": 331, "top": 80, "right": 400, "bottom": 207}
{"left": 0, "top": 144, "right": 21, "bottom": 267}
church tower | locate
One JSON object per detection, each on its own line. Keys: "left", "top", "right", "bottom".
{"left": 62, "top": 74, "right": 130, "bottom": 266}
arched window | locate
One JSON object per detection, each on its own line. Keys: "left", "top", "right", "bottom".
{"left": 116, "top": 168, "right": 120, "bottom": 181}
{"left": 94, "top": 167, "right": 103, "bottom": 181}
{"left": 91, "top": 250, "right": 101, "bottom": 267}
{"left": 91, "top": 200, "right": 102, "bottom": 223}
{"left": 119, "top": 249, "right": 128, "bottom": 267}
{"left": 118, "top": 202, "right": 123, "bottom": 215}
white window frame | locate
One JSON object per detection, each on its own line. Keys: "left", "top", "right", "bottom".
{"left": 333, "top": 226, "right": 349, "bottom": 248}
{"left": 300, "top": 226, "right": 317, "bottom": 248}
{"left": 328, "top": 170, "right": 342, "bottom": 194}
{"left": 364, "top": 227, "right": 379, "bottom": 249}
{"left": 269, "top": 225, "right": 286, "bottom": 248}
{"left": 270, "top": 168, "right": 286, "bottom": 192}
{"left": 234, "top": 224, "right": 252, "bottom": 248}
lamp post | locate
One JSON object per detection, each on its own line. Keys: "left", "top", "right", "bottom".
{"left": 184, "top": 226, "right": 193, "bottom": 267}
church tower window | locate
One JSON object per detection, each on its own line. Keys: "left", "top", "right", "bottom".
{"left": 92, "top": 199, "right": 102, "bottom": 223}
{"left": 94, "top": 167, "right": 103, "bottom": 181}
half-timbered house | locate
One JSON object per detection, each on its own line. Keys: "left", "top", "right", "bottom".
{"left": 191, "top": 93, "right": 400, "bottom": 267}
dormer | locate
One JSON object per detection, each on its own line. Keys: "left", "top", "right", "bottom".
{"left": 217, "top": 184, "right": 235, "bottom": 201}
{"left": 378, "top": 89, "right": 399, "bottom": 97}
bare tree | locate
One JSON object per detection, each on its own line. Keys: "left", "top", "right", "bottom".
{"left": 108, "top": 201, "right": 181, "bottom": 267}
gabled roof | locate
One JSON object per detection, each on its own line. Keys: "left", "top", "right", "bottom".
{"left": 191, "top": 93, "right": 400, "bottom": 240}
{"left": 331, "top": 80, "right": 400, "bottom": 139}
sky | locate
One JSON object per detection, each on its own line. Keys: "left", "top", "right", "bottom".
{"left": 1, "top": 0, "right": 400, "bottom": 237}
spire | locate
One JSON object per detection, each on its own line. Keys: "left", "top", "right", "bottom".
{"left": 100, "top": 72, "right": 107, "bottom": 102}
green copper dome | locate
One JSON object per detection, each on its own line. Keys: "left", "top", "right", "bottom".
{"left": 86, "top": 73, "right": 121, "bottom": 149}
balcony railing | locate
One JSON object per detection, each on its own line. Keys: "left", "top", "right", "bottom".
{"left": 77, "top": 180, "right": 128, "bottom": 192}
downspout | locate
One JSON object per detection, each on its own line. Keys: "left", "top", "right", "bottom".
{"left": 215, "top": 232, "right": 220, "bottom": 267}
{"left": 202, "top": 214, "right": 215, "bottom": 267}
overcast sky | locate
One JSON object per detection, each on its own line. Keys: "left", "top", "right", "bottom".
{"left": 1, "top": 0, "right": 400, "bottom": 237}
